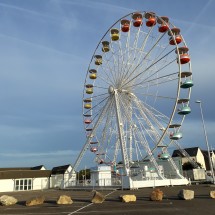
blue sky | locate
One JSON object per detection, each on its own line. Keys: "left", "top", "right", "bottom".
{"left": 0, "top": 0, "right": 214, "bottom": 170}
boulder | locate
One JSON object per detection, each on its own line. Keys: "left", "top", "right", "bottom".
{"left": 119, "top": 195, "right": 136, "bottom": 203}
{"left": 91, "top": 191, "right": 105, "bottom": 203}
{"left": 210, "top": 190, "right": 215, "bottom": 199}
{"left": 150, "top": 189, "right": 163, "bottom": 201}
{"left": 178, "top": 189, "right": 194, "bottom": 200}
{"left": 56, "top": 195, "right": 73, "bottom": 205}
{"left": 0, "top": 195, "right": 17, "bottom": 206}
{"left": 26, "top": 196, "right": 45, "bottom": 206}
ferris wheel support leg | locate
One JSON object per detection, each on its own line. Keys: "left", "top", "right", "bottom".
{"left": 70, "top": 99, "right": 111, "bottom": 179}
{"left": 114, "top": 90, "right": 130, "bottom": 176}
{"left": 131, "top": 94, "right": 165, "bottom": 179}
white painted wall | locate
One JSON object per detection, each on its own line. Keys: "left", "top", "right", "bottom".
{"left": 33, "top": 177, "right": 49, "bottom": 190}
{"left": 181, "top": 149, "right": 206, "bottom": 169}
{"left": 211, "top": 152, "right": 215, "bottom": 169}
{"left": 0, "top": 179, "right": 14, "bottom": 192}
{"left": 50, "top": 166, "right": 76, "bottom": 189}
{"left": 197, "top": 148, "right": 206, "bottom": 169}
{"left": 50, "top": 174, "right": 63, "bottom": 188}
{"left": 90, "top": 166, "right": 112, "bottom": 186}
{"left": 0, "top": 177, "right": 50, "bottom": 192}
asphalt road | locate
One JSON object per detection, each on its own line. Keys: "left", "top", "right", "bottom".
{"left": 0, "top": 184, "right": 215, "bottom": 215}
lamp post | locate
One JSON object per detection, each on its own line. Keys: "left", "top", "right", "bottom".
{"left": 196, "top": 100, "right": 215, "bottom": 184}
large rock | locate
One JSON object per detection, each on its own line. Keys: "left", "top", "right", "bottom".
{"left": 119, "top": 195, "right": 136, "bottom": 203}
{"left": 56, "top": 195, "right": 73, "bottom": 205}
{"left": 210, "top": 190, "right": 215, "bottom": 199}
{"left": 0, "top": 195, "right": 18, "bottom": 206}
{"left": 150, "top": 189, "right": 163, "bottom": 201}
{"left": 91, "top": 191, "right": 105, "bottom": 203}
{"left": 178, "top": 189, "right": 194, "bottom": 200}
{"left": 26, "top": 196, "right": 45, "bottom": 206}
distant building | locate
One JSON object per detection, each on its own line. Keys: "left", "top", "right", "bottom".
{"left": 0, "top": 165, "right": 51, "bottom": 192}
{"left": 201, "top": 150, "right": 215, "bottom": 171}
{"left": 172, "top": 147, "right": 206, "bottom": 169}
{"left": 50, "top": 164, "right": 76, "bottom": 189}
{"left": 0, "top": 164, "right": 76, "bottom": 192}
{"left": 90, "top": 165, "right": 112, "bottom": 186}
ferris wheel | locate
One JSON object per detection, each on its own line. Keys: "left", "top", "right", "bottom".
{"left": 74, "top": 11, "right": 193, "bottom": 179}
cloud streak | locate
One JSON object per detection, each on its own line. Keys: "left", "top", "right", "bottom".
{"left": 0, "top": 149, "right": 79, "bottom": 158}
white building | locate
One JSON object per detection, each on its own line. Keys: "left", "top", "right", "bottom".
{"left": 90, "top": 165, "right": 112, "bottom": 186}
{"left": 0, "top": 164, "right": 76, "bottom": 192}
{"left": 0, "top": 165, "right": 51, "bottom": 192}
{"left": 50, "top": 164, "right": 76, "bottom": 189}
{"left": 172, "top": 147, "right": 206, "bottom": 169}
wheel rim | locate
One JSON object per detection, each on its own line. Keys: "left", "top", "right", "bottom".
{"left": 81, "top": 11, "right": 192, "bottom": 177}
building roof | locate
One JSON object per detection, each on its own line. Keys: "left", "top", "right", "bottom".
{"left": 172, "top": 147, "right": 200, "bottom": 157}
{"left": 51, "top": 164, "right": 71, "bottom": 175}
{"left": 0, "top": 165, "right": 45, "bottom": 171}
{"left": 0, "top": 170, "right": 51, "bottom": 180}
{"left": 201, "top": 150, "right": 210, "bottom": 170}
{"left": 31, "top": 165, "right": 45, "bottom": 170}
{"left": 0, "top": 164, "right": 73, "bottom": 179}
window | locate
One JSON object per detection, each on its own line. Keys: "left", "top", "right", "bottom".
{"left": 15, "top": 179, "right": 32, "bottom": 191}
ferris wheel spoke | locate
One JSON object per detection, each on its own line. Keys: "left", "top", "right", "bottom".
{"left": 120, "top": 37, "right": 148, "bottom": 86}
{"left": 122, "top": 48, "right": 176, "bottom": 88}
{"left": 74, "top": 97, "right": 114, "bottom": 172}
{"left": 93, "top": 85, "right": 109, "bottom": 90}
{"left": 96, "top": 73, "right": 115, "bottom": 86}
{"left": 141, "top": 105, "right": 168, "bottom": 134}
{"left": 108, "top": 42, "right": 125, "bottom": 85}
{"left": 84, "top": 95, "right": 109, "bottom": 115}
{"left": 88, "top": 92, "right": 109, "bottom": 100}
{"left": 133, "top": 124, "right": 164, "bottom": 178}
{"left": 141, "top": 101, "right": 170, "bottom": 124}
{"left": 122, "top": 25, "right": 142, "bottom": 77}
{"left": 135, "top": 92, "right": 176, "bottom": 100}
{"left": 91, "top": 97, "right": 115, "bottom": 123}
{"left": 132, "top": 71, "right": 179, "bottom": 90}
{"left": 136, "top": 59, "right": 177, "bottom": 86}
{"left": 132, "top": 93, "right": 172, "bottom": 130}
{"left": 98, "top": 103, "right": 115, "bottom": 146}
{"left": 98, "top": 60, "right": 117, "bottom": 86}
{"left": 116, "top": 40, "right": 130, "bottom": 86}
{"left": 132, "top": 94, "right": 166, "bottom": 144}
{"left": 133, "top": 111, "right": 157, "bottom": 147}
{"left": 132, "top": 130, "right": 143, "bottom": 162}
{"left": 121, "top": 31, "right": 168, "bottom": 87}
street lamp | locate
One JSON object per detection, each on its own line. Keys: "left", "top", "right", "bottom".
{"left": 195, "top": 100, "right": 215, "bottom": 184}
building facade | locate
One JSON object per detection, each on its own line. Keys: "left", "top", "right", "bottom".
{"left": 0, "top": 165, "right": 51, "bottom": 192}
{"left": 0, "top": 164, "right": 76, "bottom": 192}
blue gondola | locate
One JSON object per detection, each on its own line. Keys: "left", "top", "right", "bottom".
{"left": 181, "top": 80, "right": 194, "bottom": 89}
{"left": 159, "top": 153, "right": 170, "bottom": 160}
{"left": 178, "top": 106, "right": 191, "bottom": 115}
{"left": 170, "top": 132, "right": 182, "bottom": 140}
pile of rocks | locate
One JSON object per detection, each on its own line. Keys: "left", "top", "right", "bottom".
{"left": 1, "top": 188, "right": 215, "bottom": 207}
{"left": 0, "top": 194, "right": 73, "bottom": 207}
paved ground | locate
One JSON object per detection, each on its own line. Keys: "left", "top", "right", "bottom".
{"left": 0, "top": 184, "right": 215, "bottom": 215}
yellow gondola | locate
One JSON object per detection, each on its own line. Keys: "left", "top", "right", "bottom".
{"left": 111, "top": 29, "right": 119, "bottom": 41}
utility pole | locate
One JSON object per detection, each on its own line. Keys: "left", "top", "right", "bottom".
{"left": 196, "top": 100, "right": 215, "bottom": 184}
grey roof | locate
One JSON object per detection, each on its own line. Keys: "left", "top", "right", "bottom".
{"left": 0, "top": 170, "right": 51, "bottom": 180}
{"left": 51, "top": 164, "right": 71, "bottom": 175}
{"left": 31, "top": 165, "right": 45, "bottom": 170}
{"left": 0, "top": 165, "right": 50, "bottom": 179}
{"left": 0, "top": 165, "right": 45, "bottom": 171}
{"left": 201, "top": 150, "right": 211, "bottom": 170}
{"left": 172, "top": 147, "right": 200, "bottom": 157}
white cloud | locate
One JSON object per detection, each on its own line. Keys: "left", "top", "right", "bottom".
{"left": 0, "top": 149, "right": 79, "bottom": 158}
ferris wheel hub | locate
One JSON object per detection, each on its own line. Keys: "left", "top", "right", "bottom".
{"left": 108, "top": 85, "right": 115, "bottom": 94}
